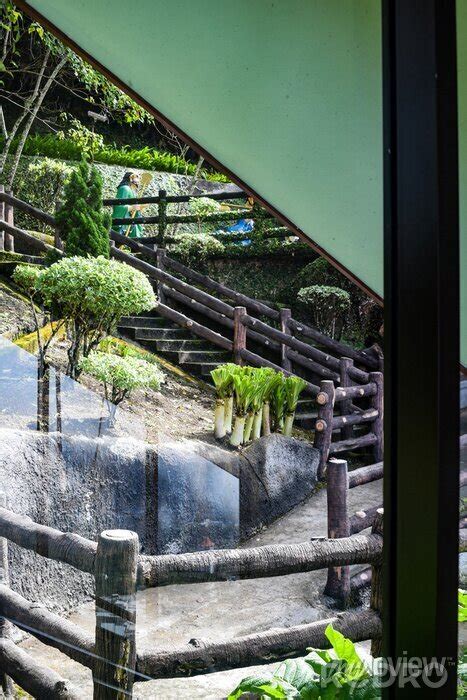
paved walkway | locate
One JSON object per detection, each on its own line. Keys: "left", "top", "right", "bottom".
{"left": 20, "top": 476, "right": 383, "bottom": 699}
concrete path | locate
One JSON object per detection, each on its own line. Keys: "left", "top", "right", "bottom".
{"left": 20, "top": 477, "right": 383, "bottom": 699}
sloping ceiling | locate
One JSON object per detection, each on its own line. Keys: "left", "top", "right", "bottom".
{"left": 16, "top": 1, "right": 467, "bottom": 365}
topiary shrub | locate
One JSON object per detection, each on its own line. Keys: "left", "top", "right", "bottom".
{"left": 297, "top": 284, "right": 351, "bottom": 340}
{"left": 55, "top": 159, "right": 111, "bottom": 258}
{"left": 36, "top": 256, "right": 156, "bottom": 378}
{"left": 79, "top": 351, "right": 165, "bottom": 424}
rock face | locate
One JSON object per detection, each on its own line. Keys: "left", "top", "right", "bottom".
{"left": 0, "top": 429, "right": 238, "bottom": 610}
{"left": 239, "top": 435, "right": 320, "bottom": 540}
{"left": 191, "top": 434, "right": 320, "bottom": 540}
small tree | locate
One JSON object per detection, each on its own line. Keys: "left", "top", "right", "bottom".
{"left": 12, "top": 263, "right": 65, "bottom": 374}
{"left": 298, "top": 285, "right": 351, "bottom": 340}
{"left": 36, "top": 256, "right": 156, "bottom": 378}
{"left": 55, "top": 159, "right": 111, "bottom": 258}
{"left": 79, "top": 351, "right": 165, "bottom": 424}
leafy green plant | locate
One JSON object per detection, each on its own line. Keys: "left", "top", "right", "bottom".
{"left": 230, "top": 370, "right": 262, "bottom": 447}
{"left": 283, "top": 376, "right": 308, "bottom": 437}
{"left": 298, "top": 285, "right": 351, "bottom": 340}
{"left": 57, "top": 117, "right": 105, "bottom": 159}
{"left": 55, "top": 159, "right": 111, "bottom": 258}
{"left": 210, "top": 364, "right": 239, "bottom": 439}
{"left": 25, "top": 158, "right": 72, "bottom": 228}
{"left": 189, "top": 196, "right": 222, "bottom": 234}
{"left": 79, "top": 350, "right": 164, "bottom": 423}
{"left": 459, "top": 590, "right": 467, "bottom": 623}
{"left": 169, "top": 232, "right": 224, "bottom": 267}
{"left": 37, "top": 256, "right": 155, "bottom": 378}
{"left": 228, "top": 624, "right": 380, "bottom": 699}
{"left": 2, "top": 133, "right": 229, "bottom": 181}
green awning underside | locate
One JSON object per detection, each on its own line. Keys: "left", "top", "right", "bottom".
{"left": 19, "top": 1, "right": 467, "bottom": 365}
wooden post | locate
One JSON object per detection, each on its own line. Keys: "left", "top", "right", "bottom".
{"left": 155, "top": 248, "right": 167, "bottom": 306}
{"left": 0, "top": 185, "right": 5, "bottom": 253}
{"left": 279, "top": 308, "right": 292, "bottom": 371}
{"left": 93, "top": 529, "right": 139, "bottom": 700}
{"left": 4, "top": 190, "right": 14, "bottom": 253}
{"left": 370, "top": 509, "right": 383, "bottom": 657}
{"left": 313, "top": 379, "right": 336, "bottom": 480}
{"left": 158, "top": 189, "right": 167, "bottom": 244}
{"left": 369, "top": 372, "right": 384, "bottom": 462}
{"left": 324, "top": 459, "right": 350, "bottom": 605}
{"left": 339, "top": 357, "right": 353, "bottom": 440}
{"left": 0, "top": 493, "right": 14, "bottom": 699}
{"left": 233, "top": 306, "right": 247, "bottom": 365}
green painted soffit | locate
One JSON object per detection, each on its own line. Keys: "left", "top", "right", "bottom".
{"left": 21, "top": 0, "right": 467, "bottom": 365}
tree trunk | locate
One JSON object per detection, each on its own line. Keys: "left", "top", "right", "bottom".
{"left": 0, "top": 49, "right": 51, "bottom": 175}
{"left": 6, "top": 53, "right": 67, "bottom": 187}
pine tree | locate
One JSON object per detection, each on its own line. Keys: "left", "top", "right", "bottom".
{"left": 56, "top": 159, "right": 111, "bottom": 258}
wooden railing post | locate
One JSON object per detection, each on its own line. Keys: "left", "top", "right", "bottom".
{"left": 158, "top": 189, "right": 167, "bottom": 244}
{"left": 233, "top": 306, "right": 247, "bottom": 365}
{"left": 339, "top": 357, "right": 353, "bottom": 440}
{"left": 314, "top": 379, "right": 336, "bottom": 479}
{"left": 0, "top": 493, "right": 14, "bottom": 699}
{"left": 4, "top": 190, "right": 14, "bottom": 253}
{"left": 324, "top": 459, "right": 350, "bottom": 605}
{"left": 155, "top": 248, "right": 167, "bottom": 306}
{"left": 93, "top": 529, "right": 139, "bottom": 700}
{"left": 369, "top": 372, "right": 384, "bottom": 462}
{"left": 370, "top": 509, "right": 383, "bottom": 656}
{"left": 279, "top": 308, "right": 292, "bottom": 371}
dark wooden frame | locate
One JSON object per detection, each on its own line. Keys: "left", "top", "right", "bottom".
{"left": 382, "top": 1, "right": 460, "bottom": 697}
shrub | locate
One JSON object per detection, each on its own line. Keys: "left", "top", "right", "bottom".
{"left": 79, "top": 351, "right": 164, "bottom": 422}
{"left": 189, "top": 197, "right": 222, "bottom": 234}
{"left": 169, "top": 233, "right": 224, "bottom": 268}
{"left": 37, "top": 256, "right": 156, "bottom": 378}
{"left": 55, "top": 159, "right": 111, "bottom": 258}
{"left": 57, "top": 118, "right": 105, "bottom": 159}
{"left": 298, "top": 284, "right": 351, "bottom": 340}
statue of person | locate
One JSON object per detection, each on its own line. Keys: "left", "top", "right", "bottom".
{"left": 112, "top": 171, "right": 143, "bottom": 238}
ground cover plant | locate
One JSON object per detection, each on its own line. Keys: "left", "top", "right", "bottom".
{"left": 228, "top": 624, "right": 381, "bottom": 699}
{"left": 13, "top": 256, "right": 156, "bottom": 378}
{"left": 211, "top": 365, "right": 307, "bottom": 446}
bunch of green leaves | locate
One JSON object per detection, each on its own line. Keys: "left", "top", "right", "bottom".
{"left": 57, "top": 117, "right": 105, "bottom": 158}
{"left": 284, "top": 376, "right": 308, "bottom": 415}
{"left": 79, "top": 350, "right": 164, "bottom": 405}
{"left": 169, "top": 233, "right": 224, "bottom": 267}
{"left": 211, "top": 364, "right": 239, "bottom": 399}
{"left": 270, "top": 373, "right": 286, "bottom": 432}
{"left": 228, "top": 624, "right": 380, "bottom": 699}
{"left": 232, "top": 369, "right": 263, "bottom": 417}
{"left": 298, "top": 285, "right": 351, "bottom": 340}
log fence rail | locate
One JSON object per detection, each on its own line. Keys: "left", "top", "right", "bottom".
{"left": 0, "top": 495, "right": 384, "bottom": 698}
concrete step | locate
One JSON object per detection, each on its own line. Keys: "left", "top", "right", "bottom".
{"left": 135, "top": 327, "right": 193, "bottom": 340}
{"left": 153, "top": 339, "right": 212, "bottom": 352}
{"left": 118, "top": 316, "right": 168, "bottom": 329}
{"left": 179, "top": 361, "right": 224, "bottom": 377}
{"left": 177, "top": 350, "right": 230, "bottom": 364}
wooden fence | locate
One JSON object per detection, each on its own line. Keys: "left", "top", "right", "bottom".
{"left": 0, "top": 494, "right": 384, "bottom": 698}
{"left": 0, "top": 189, "right": 384, "bottom": 466}
{"left": 103, "top": 187, "right": 283, "bottom": 245}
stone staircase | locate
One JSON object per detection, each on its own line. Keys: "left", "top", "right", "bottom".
{"left": 117, "top": 313, "right": 317, "bottom": 427}
{"left": 117, "top": 314, "right": 230, "bottom": 379}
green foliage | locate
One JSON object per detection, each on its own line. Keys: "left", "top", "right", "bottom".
{"left": 459, "top": 589, "right": 467, "bottom": 623}
{"left": 270, "top": 374, "right": 286, "bottom": 432}
{"left": 284, "top": 375, "right": 308, "bottom": 415}
{"left": 79, "top": 350, "right": 164, "bottom": 405}
{"left": 57, "top": 117, "right": 105, "bottom": 158}
{"left": 298, "top": 285, "right": 351, "bottom": 340}
{"left": 3, "top": 133, "right": 229, "bottom": 181}
{"left": 12, "top": 263, "right": 41, "bottom": 294}
{"left": 210, "top": 364, "right": 239, "bottom": 399}
{"left": 55, "top": 159, "right": 111, "bottom": 258}
{"left": 229, "top": 624, "right": 380, "bottom": 699}
{"left": 169, "top": 233, "right": 224, "bottom": 267}
{"left": 37, "top": 256, "right": 155, "bottom": 377}
{"left": 459, "top": 648, "right": 467, "bottom": 697}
